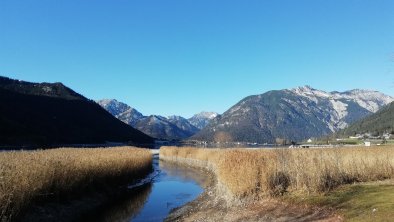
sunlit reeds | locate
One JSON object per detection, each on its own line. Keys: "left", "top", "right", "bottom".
{"left": 160, "top": 146, "right": 394, "bottom": 199}
{"left": 0, "top": 147, "right": 152, "bottom": 221}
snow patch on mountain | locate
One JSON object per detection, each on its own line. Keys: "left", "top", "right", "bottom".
{"left": 97, "top": 99, "right": 216, "bottom": 140}
{"left": 97, "top": 99, "right": 143, "bottom": 126}
{"left": 289, "top": 86, "right": 394, "bottom": 132}
{"left": 289, "top": 86, "right": 394, "bottom": 113}
{"left": 292, "top": 85, "right": 331, "bottom": 103}
{"left": 193, "top": 86, "right": 394, "bottom": 143}
{"left": 334, "top": 89, "right": 394, "bottom": 113}
{"left": 188, "top": 111, "right": 219, "bottom": 129}
{"left": 330, "top": 99, "right": 348, "bottom": 119}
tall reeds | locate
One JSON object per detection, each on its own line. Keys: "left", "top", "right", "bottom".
{"left": 0, "top": 147, "right": 152, "bottom": 221}
{"left": 160, "top": 146, "right": 394, "bottom": 199}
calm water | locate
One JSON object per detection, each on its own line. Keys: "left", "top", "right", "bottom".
{"left": 94, "top": 154, "right": 207, "bottom": 222}
{"left": 17, "top": 153, "right": 205, "bottom": 222}
{"left": 130, "top": 155, "right": 204, "bottom": 221}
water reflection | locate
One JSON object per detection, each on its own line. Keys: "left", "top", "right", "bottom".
{"left": 159, "top": 160, "right": 211, "bottom": 188}
{"left": 90, "top": 184, "right": 153, "bottom": 222}
{"left": 18, "top": 155, "right": 206, "bottom": 222}
{"left": 129, "top": 158, "right": 204, "bottom": 222}
{"left": 27, "top": 156, "right": 207, "bottom": 222}
{"left": 90, "top": 157, "right": 207, "bottom": 222}
{"left": 19, "top": 183, "right": 153, "bottom": 222}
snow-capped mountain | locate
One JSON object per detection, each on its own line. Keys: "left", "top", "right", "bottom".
{"left": 168, "top": 115, "right": 199, "bottom": 134}
{"left": 135, "top": 115, "right": 198, "bottom": 140}
{"left": 188, "top": 112, "right": 219, "bottom": 129}
{"left": 192, "top": 86, "right": 394, "bottom": 143}
{"left": 97, "top": 99, "right": 143, "bottom": 126}
{"left": 289, "top": 86, "right": 394, "bottom": 132}
{"left": 97, "top": 99, "right": 209, "bottom": 140}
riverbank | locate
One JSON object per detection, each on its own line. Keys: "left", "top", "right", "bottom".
{"left": 168, "top": 179, "right": 394, "bottom": 221}
{"left": 161, "top": 152, "right": 339, "bottom": 221}
{"left": 161, "top": 146, "right": 394, "bottom": 221}
{"left": 0, "top": 147, "right": 152, "bottom": 221}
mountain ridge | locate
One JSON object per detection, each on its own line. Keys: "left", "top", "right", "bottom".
{"left": 192, "top": 86, "right": 393, "bottom": 143}
{"left": 339, "top": 101, "right": 394, "bottom": 136}
{"left": 188, "top": 112, "right": 219, "bottom": 129}
{"left": 0, "top": 76, "right": 154, "bottom": 147}
{"left": 97, "top": 99, "right": 216, "bottom": 140}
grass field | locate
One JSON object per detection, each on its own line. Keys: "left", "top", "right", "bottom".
{"left": 160, "top": 146, "right": 394, "bottom": 197}
{"left": 285, "top": 181, "right": 394, "bottom": 221}
{"left": 0, "top": 147, "right": 152, "bottom": 221}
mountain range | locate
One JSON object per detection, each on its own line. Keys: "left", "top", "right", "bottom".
{"left": 192, "top": 86, "right": 393, "bottom": 143}
{"left": 0, "top": 76, "right": 153, "bottom": 147}
{"left": 97, "top": 99, "right": 218, "bottom": 140}
{"left": 2, "top": 75, "right": 392, "bottom": 146}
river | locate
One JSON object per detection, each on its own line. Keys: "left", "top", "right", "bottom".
{"left": 92, "top": 154, "right": 207, "bottom": 221}
{"left": 20, "top": 154, "right": 206, "bottom": 222}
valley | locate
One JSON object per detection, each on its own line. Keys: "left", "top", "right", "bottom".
{"left": 97, "top": 99, "right": 217, "bottom": 141}
{"left": 3, "top": 145, "right": 393, "bottom": 222}
{"left": 2, "top": 1, "right": 394, "bottom": 221}
{"left": 1, "top": 77, "right": 394, "bottom": 222}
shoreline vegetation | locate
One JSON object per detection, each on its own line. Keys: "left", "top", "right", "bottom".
{"left": 160, "top": 146, "right": 394, "bottom": 221}
{"left": 0, "top": 147, "right": 152, "bottom": 221}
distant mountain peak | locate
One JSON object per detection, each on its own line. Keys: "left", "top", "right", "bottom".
{"left": 290, "top": 85, "right": 331, "bottom": 98}
{"left": 97, "top": 100, "right": 206, "bottom": 140}
{"left": 168, "top": 115, "right": 186, "bottom": 120}
{"left": 188, "top": 111, "right": 219, "bottom": 130}
{"left": 288, "top": 86, "right": 394, "bottom": 113}
{"left": 345, "top": 88, "right": 379, "bottom": 93}
{"left": 98, "top": 98, "right": 119, "bottom": 105}
{"left": 295, "top": 85, "right": 314, "bottom": 90}
{"left": 96, "top": 99, "right": 143, "bottom": 126}
{"left": 193, "top": 86, "right": 393, "bottom": 143}
{"left": 134, "top": 115, "right": 198, "bottom": 140}
{"left": 195, "top": 111, "right": 219, "bottom": 118}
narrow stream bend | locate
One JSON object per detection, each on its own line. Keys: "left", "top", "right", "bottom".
{"left": 97, "top": 154, "right": 207, "bottom": 222}
{"left": 20, "top": 154, "right": 206, "bottom": 222}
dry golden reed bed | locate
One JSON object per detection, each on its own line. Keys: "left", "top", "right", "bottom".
{"left": 160, "top": 146, "right": 394, "bottom": 199}
{"left": 0, "top": 147, "right": 152, "bottom": 221}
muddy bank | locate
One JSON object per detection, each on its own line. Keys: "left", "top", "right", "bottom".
{"left": 161, "top": 155, "right": 341, "bottom": 222}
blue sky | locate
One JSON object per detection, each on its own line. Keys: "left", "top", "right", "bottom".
{"left": 1, "top": 0, "right": 394, "bottom": 118}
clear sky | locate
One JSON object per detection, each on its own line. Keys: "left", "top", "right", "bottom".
{"left": 1, "top": 0, "right": 393, "bottom": 118}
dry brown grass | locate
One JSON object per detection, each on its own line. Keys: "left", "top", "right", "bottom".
{"left": 160, "top": 146, "right": 394, "bottom": 199}
{"left": 0, "top": 147, "right": 152, "bottom": 221}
